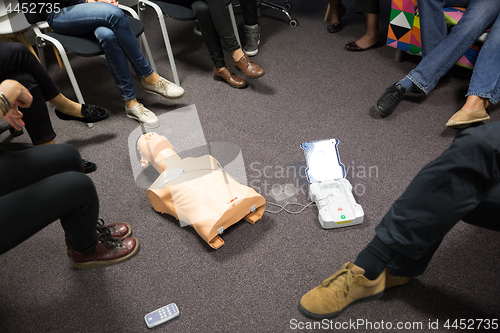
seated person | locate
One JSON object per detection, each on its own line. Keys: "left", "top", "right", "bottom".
{"left": 0, "top": 42, "right": 108, "bottom": 173}
{"left": 327, "top": 0, "right": 383, "bottom": 51}
{"left": 35, "top": 0, "right": 185, "bottom": 128}
{"left": 375, "top": 0, "right": 500, "bottom": 127}
{"left": 165, "top": 0, "right": 264, "bottom": 89}
{"left": 298, "top": 120, "right": 500, "bottom": 320}
{"left": 0, "top": 79, "right": 139, "bottom": 268}
{"left": 137, "top": 132, "right": 266, "bottom": 249}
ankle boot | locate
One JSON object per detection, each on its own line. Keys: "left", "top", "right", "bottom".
{"left": 243, "top": 24, "right": 260, "bottom": 56}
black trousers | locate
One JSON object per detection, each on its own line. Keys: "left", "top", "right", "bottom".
{"left": 166, "top": 0, "right": 241, "bottom": 68}
{"left": 0, "top": 144, "right": 99, "bottom": 255}
{"left": 356, "top": 0, "right": 380, "bottom": 15}
{"left": 376, "top": 122, "right": 500, "bottom": 277}
{"left": 240, "top": 0, "right": 258, "bottom": 26}
{"left": 0, "top": 42, "right": 58, "bottom": 145}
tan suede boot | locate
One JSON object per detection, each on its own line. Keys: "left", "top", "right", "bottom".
{"left": 298, "top": 262, "right": 385, "bottom": 320}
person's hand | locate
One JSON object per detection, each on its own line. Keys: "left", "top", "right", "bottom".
{"left": 3, "top": 108, "right": 25, "bottom": 131}
{"left": 0, "top": 80, "right": 31, "bottom": 130}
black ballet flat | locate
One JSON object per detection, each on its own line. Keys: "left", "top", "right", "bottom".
{"left": 327, "top": 5, "right": 346, "bottom": 33}
{"left": 55, "top": 104, "right": 110, "bottom": 123}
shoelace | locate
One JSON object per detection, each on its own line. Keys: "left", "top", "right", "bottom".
{"left": 134, "top": 103, "right": 149, "bottom": 116}
{"left": 98, "top": 232, "right": 123, "bottom": 249}
{"left": 96, "top": 218, "right": 115, "bottom": 236}
{"left": 157, "top": 78, "right": 170, "bottom": 91}
{"left": 321, "top": 267, "right": 353, "bottom": 294}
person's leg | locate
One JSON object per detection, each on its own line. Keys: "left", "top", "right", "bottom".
{"left": 298, "top": 122, "right": 500, "bottom": 320}
{"left": 240, "top": 0, "right": 258, "bottom": 26}
{"left": 0, "top": 42, "right": 59, "bottom": 100}
{"left": 347, "top": 0, "right": 380, "bottom": 50}
{"left": 417, "top": 0, "right": 471, "bottom": 57}
{"left": 464, "top": 13, "right": 500, "bottom": 104}
{"left": 376, "top": 121, "right": 500, "bottom": 264}
{"left": 240, "top": 0, "right": 260, "bottom": 55}
{"left": 408, "top": 0, "right": 500, "bottom": 94}
{"left": 48, "top": 3, "right": 153, "bottom": 103}
{"left": 191, "top": 0, "right": 227, "bottom": 69}
{"left": 0, "top": 144, "right": 96, "bottom": 255}
{"left": 376, "top": 0, "right": 500, "bottom": 116}
{"left": 0, "top": 71, "right": 56, "bottom": 146}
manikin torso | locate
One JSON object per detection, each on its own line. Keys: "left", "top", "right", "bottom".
{"left": 138, "top": 133, "right": 265, "bottom": 249}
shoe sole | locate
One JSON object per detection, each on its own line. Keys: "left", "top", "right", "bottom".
{"left": 126, "top": 114, "right": 160, "bottom": 128}
{"left": 213, "top": 74, "right": 248, "bottom": 89}
{"left": 244, "top": 49, "right": 259, "bottom": 56}
{"left": 71, "top": 238, "right": 140, "bottom": 269}
{"left": 446, "top": 116, "right": 490, "bottom": 129}
{"left": 144, "top": 88, "right": 185, "bottom": 100}
{"left": 297, "top": 290, "right": 384, "bottom": 321}
{"left": 374, "top": 102, "right": 392, "bottom": 117}
{"left": 234, "top": 67, "right": 265, "bottom": 79}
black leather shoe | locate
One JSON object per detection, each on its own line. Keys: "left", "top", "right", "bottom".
{"left": 83, "top": 159, "right": 97, "bottom": 174}
{"left": 409, "top": 83, "right": 424, "bottom": 94}
{"left": 375, "top": 83, "right": 406, "bottom": 117}
{"left": 327, "top": 5, "right": 346, "bottom": 33}
{"left": 55, "top": 104, "right": 110, "bottom": 123}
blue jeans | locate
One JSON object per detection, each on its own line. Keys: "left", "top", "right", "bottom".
{"left": 408, "top": 0, "right": 500, "bottom": 95}
{"left": 47, "top": 3, "right": 153, "bottom": 101}
{"left": 417, "top": 0, "right": 470, "bottom": 57}
{"left": 467, "top": 12, "right": 500, "bottom": 104}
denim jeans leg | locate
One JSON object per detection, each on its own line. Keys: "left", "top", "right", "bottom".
{"left": 407, "top": 0, "right": 500, "bottom": 94}
{"left": 48, "top": 3, "right": 153, "bottom": 101}
{"left": 466, "top": 14, "right": 500, "bottom": 104}
{"left": 417, "top": 0, "right": 470, "bottom": 57}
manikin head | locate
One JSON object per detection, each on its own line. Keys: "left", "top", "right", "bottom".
{"left": 138, "top": 133, "right": 178, "bottom": 170}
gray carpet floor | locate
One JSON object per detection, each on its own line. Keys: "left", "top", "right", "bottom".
{"left": 1, "top": 1, "right": 499, "bottom": 332}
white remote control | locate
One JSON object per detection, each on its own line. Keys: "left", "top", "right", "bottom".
{"left": 144, "top": 303, "right": 179, "bottom": 328}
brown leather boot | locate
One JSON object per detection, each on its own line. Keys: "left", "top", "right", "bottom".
{"left": 65, "top": 219, "right": 132, "bottom": 254}
{"left": 233, "top": 54, "right": 264, "bottom": 78}
{"left": 70, "top": 234, "right": 139, "bottom": 269}
{"left": 213, "top": 67, "right": 248, "bottom": 89}
{"left": 96, "top": 218, "right": 132, "bottom": 238}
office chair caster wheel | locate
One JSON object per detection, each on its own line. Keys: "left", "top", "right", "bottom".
{"left": 9, "top": 127, "right": 23, "bottom": 137}
{"left": 289, "top": 19, "right": 298, "bottom": 27}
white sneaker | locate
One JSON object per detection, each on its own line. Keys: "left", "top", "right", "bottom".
{"left": 142, "top": 76, "right": 185, "bottom": 99}
{"left": 125, "top": 103, "right": 159, "bottom": 128}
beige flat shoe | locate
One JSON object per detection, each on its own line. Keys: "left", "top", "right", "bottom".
{"left": 445, "top": 108, "right": 490, "bottom": 129}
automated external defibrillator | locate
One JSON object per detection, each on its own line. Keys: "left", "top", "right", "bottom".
{"left": 301, "top": 139, "right": 364, "bottom": 229}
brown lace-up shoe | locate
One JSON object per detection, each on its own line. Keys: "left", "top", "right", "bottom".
{"left": 298, "top": 262, "right": 385, "bottom": 320}
{"left": 70, "top": 234, "right": 139, "bottom": 269}
{"left": 233, "top": 54, "right": 264, "bottom": 78}
{"left": 213, "top": 67, "right": 248, "bottom": 89}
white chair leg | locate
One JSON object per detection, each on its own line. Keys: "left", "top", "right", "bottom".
{"left": 228, "top": 4, "right": 241, "bottom": 46}
{"left": 139, "top": 0, "right": 180, "bottom": 86}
